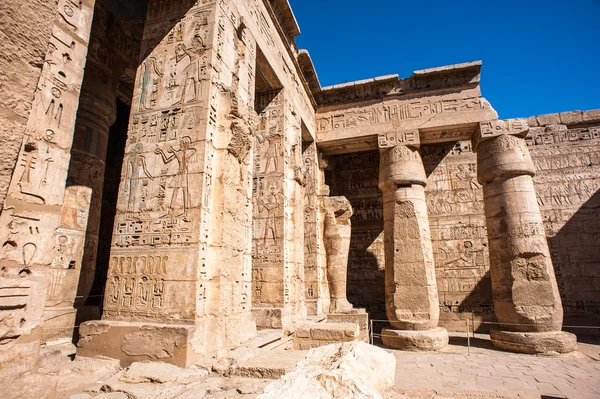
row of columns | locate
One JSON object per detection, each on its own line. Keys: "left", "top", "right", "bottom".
{"left": 377, "top": 120, "right": 576, "bottom": 354}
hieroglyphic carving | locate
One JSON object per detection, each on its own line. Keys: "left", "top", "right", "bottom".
{"left": 421, "top": 141, "right": 492, "bottom": 314}
{"left": 378, "top": 129, "right": 419, "bottom": 149}
{"left": 252, "top": 91, "right": 285, "bottom": 308}
{"left": 103, "top": 255, "right": 167, "bottom": 317}
{"left": 317, "top": 97, "right": 491, "bottom": 133}
{"left": 102, "top": 2, "right": 218, "bottom": 324}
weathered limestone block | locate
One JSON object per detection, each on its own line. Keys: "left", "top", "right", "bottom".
{"left": 378, "top": 143, "right": 448, "bottom": 350}
{"left": 323, "top": 196, "right": 354, "bottom": 314}
{"left": 293, "top": 322, "right": 359, "bottom": 350}
{"left": 260, "top": 342, "right": 396, "bottom": 398}
{"left": 77, "top": 320, "right": 197, "bottom": 367}
{"left": 327, "top": 310, "right": 369, "bottom": 342}
{"left": 476, "top": 125, "right": 576, "bottom": 354}
{"left": 536, "top": 113, "right": 561, "bottom": 126}
{"left": 582, "top": 109, "right": 600, "bottom": 122}
{"left": 100, "top": 361, "right": 208, "bottom": 399}
{"left": 559, "top": 110, "right": 583, "bottom": 125}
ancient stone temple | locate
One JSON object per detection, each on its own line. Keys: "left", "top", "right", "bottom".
{"left": 1, "top": 0, "right": 598, "bottom": 391}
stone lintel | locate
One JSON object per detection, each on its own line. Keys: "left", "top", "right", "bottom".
{"left": 293, "top": 322, "right": 360, "bottom": 350}
{"left": 378, "top": 129, "right": 420, "bottom": 149}
{"left": 473, "top": 119, "right": 529, "bottom": 148}
{"left": 316, "top": 61, "right": 482, "bottom": 106}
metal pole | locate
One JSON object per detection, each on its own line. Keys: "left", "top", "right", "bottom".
{"left": 370, "top": 319, "right": 373, "bottom": 345}
{"left": 471, "top": 316, "right": 475, "bottom": 339}
{"left": 466, "top": 317, "right": 471, "bottom": 356}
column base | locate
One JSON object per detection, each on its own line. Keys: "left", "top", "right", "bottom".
{"left": 490, "top": 329, "right": 577, "bottom": 355}
{"left": 381, "top": 327, "right": 448, "bottom": 351}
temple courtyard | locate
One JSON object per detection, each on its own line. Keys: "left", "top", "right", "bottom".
{"left": 52, "top": 331, "right": 600, "bottom": 399}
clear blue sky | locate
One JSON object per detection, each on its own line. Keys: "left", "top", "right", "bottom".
{"left": 289, "top": 0, "right": 600, "bottom": 119}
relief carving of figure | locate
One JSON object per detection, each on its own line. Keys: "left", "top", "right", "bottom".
{"left": 139, "top": 57, "right": 163, "bottom": 111}
{"left": 125, "top": 144, "right": 154, "bottom": 215}
{"left": 258, "top": 189, "right": 279, "bottom": 245}
{"left": 155, "top": 136, "right": 196, "bottom": 218}
{"left": 323, "top": 196, "right": 354, "bottom": 314}
{"left": 173, "top": 37, "right": 205, "bottom": 105}
{"left": 256, "top": 117, "right": 282, "bottom": 173}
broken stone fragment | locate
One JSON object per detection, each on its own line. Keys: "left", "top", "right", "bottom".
{"left": 259, "top": 341, "right": 396, "bottom": 399}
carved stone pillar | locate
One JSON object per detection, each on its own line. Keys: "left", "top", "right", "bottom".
{"left": 378, "top": 133, "right": 448, "bottom": 350}
{"left": 323, "top": 196, "right": 353, "bottom": 314}
{"left": 70, "top": 60, "right": 117, "bottom": 312}
{"left": 475, "top": 120, "right": 576, "bottom": 354}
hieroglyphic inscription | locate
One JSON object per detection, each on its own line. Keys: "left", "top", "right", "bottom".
{"left": 421, "top": 141, "right": 492, "bottom": 313}
{"left": 103, "top": 2, "right": 219, "bottom": 322}
{"left": 528, "top": 127, "right": 600, "bottom": 315}
{"left": 317, "top": 97, "right": 491, "bottom": 133}
{"left": 252, "top": 91, "right": 285, "bottom": 308}
{"left": 103, "top": 255, "right": 167, "bottom": 317}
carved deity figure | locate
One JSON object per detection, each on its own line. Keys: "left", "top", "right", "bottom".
{"left": 256, "top": 117, "right": 282, "bottom": 173}
{"left": 173, "top": 37, "right": 205, "bottom": 105}
{"left": 323, "top": 196, "right": 354, "bottom": 314}
{"left": 155, "top": 136, "right": 196, "bottom": 218}
{"left": 125, "top": 144, "right": 153, "bottom": 214}
{"left": 258, "top": 190, "right": 279, "bottom": 245}
{"left": 139, "top": 57, "right": 163, "bottom": 111}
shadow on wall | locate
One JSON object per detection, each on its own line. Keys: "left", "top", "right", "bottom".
{"left": 548, "top": 188, "right": 600, "bottom": 338}
{"left": 346, "top": 230, "right": 385, "bottom": 321}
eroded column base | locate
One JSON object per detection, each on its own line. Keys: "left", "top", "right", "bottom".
{"left": 490, "top": 329, "right": 577, "bottom": 355}
{"left": 381, "top": 327, "right": 449, "bottom": 351}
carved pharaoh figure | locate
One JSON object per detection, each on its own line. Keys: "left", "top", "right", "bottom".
{"left": 155, "top": 136, "right": 196, "bottom": 218}
{"left": 323, "top": 196, "right": 354, "bottom": 314}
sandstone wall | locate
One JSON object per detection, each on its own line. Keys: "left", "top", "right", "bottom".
{"left": 0, "top": 0, "right": 59, "bottom": 207}
{"left": 330, "top": 111, "right": 600, "bottom": 326}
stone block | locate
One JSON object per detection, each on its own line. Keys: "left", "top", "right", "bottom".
{"left": 526, "top": 116, "right": 539, "bottom": 127}
{"left": 559, "top": 110, "right": 583, "bottom": 125}
{"left": 326, "top": 310, "right": 369, "bottom": 342}
{"left": 260, "top": 342, "right": 396, "bottom": 398}
{"left": 310, "top": 323, "right": 357, "bottom": 340}
{"left": 77, "top": 320, "right": 198, "bottom": 368}
{"left": 293, "top": 322, "right": 360, "bottom": 350}
{"left": 536, "top": 113, "right": 561, "bottom": 126}
{"left": 582, "top": 109, "right": 600, "bottom": 122}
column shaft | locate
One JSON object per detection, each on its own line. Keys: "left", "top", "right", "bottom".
{"left": 379, "top": 145, "right": 440, "bottom": 331}
{"left": 477, "top": 134, "right": 562, "bottom": 331}
{"left": 477, "top": 129, "right": 576, "bottom": 354}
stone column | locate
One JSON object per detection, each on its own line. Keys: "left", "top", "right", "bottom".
{"left": 475, "top": 120, "right": 576, "bottom": 354}
{"left": 378, "top": 131, "right": 448, "bottom": 350}
{"left": 69, "top": 59, "right": 118, "bottom": 314}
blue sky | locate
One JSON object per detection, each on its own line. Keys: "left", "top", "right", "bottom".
{"left": 289, "top": 0, "right": 600, "bottom": 119}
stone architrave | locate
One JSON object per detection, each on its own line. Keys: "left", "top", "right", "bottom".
{"left": 475, "top": 120, "right": 576, "bottom": 354}
{"left": 378, "top": 138, "right": 448, "bottom": 350}
{"left": 323, "top": 196, "right": 354, "bottom": 314}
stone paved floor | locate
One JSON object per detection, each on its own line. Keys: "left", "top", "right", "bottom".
{"left": 385, "top": 333, "right": 600, "bottom": 399}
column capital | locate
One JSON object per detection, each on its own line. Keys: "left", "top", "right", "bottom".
{"left": 379, "top": 144, "right": 427, "bottom": 190}
{"left": 378, "top": 129, "right": 420, "bottom": 150}
{"left": 473, "top": 119, "right": 529, "bottom": 150}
